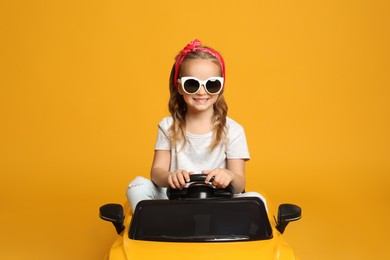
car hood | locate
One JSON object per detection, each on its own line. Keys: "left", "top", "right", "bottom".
{"left": 109, "top": 234, "right": 297, "bottom": 260}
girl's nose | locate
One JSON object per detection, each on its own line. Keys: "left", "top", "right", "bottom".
{"left": 198, "top": 84, "right": 207, "bottom": 94}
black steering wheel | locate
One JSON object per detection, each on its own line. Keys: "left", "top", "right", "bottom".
{"left": 166, "top": 174, "right": 234, "bottom": 199}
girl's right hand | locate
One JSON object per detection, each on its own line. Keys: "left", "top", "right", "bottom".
{"left": 168, "top": 170, "right": 193, "bottom": 189}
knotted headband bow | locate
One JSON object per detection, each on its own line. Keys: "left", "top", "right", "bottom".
{"left": 173, "top": 39, "right": 226, "bottom": 88}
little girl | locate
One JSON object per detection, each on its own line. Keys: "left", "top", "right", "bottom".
{"left": 127, "top": 39, "right": 265, "bottom": 213}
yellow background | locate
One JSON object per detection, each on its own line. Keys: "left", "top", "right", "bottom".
{"left": 1, "top": 0, "right": 389, "bottom": 259}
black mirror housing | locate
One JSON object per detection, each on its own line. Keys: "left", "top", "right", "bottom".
{"left": 276, "top": 204, "right": 301, "bottom": 234}
{"left": 100, "top": 203, "right": 125, "bottom": 234}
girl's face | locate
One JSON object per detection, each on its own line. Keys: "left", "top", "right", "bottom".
{"left": 178, "top": 59, "right": 222, "bottom": 115}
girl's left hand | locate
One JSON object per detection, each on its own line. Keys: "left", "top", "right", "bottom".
{"left": 202, "top": 169, "right": 233, "bottom": 189}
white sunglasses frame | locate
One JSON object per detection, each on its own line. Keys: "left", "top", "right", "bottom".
{"left": 177, "top": 76, "right": 224, "bottom": 95}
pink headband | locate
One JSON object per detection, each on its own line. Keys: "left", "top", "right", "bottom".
{"left": 173, "top": 39, "right": 226, "bottom": 88}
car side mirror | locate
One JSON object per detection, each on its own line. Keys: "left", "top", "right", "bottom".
{"left": 276, "top": 203, "right": 301, "bottom": 234}
{"left": 99, "top": 203, "right": 125, "bottom": 234}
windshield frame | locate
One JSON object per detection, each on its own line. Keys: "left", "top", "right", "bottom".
{"left": 129, "top": 197, "right": 272, "bottom": 242}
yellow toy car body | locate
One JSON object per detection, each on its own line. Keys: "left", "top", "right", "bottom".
{"left": 100, "top": 176, "right": 301, "bottom": 260}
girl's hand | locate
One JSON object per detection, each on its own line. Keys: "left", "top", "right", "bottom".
{"left": 202, "top": 169, "right": 233, "bottom": 189}
{"left": 168, "top": 170, "right": 194, "bottom": 189}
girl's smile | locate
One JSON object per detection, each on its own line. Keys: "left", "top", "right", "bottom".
{"left": 193, "top": 97, "right": 210, "bottom": 104}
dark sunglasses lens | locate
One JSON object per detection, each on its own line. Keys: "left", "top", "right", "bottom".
{"left": 205, "top": 79, "right": 222, "bottom": 93}
{"left": 183, "top": 79, "right": 200, "bottom": 93}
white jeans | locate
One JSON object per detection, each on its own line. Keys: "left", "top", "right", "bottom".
{"left": 126, "top": 176, "right": 268, "bottom": 213}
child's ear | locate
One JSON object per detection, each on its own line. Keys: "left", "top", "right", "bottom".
{"left": 177, "top": 85, "right": 184, "bottom": 95}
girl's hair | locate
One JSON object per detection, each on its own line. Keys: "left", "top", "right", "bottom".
{"left": 168, "top": 50, "right": 228, "bottom": 151}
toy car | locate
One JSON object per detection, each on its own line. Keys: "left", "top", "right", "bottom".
{"left": 100, "top": 175, "right": 301, "bottom": 259}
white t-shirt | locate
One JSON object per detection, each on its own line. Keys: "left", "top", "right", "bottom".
{"left": 154, "top": 116, "right": 250, "bottom": 173}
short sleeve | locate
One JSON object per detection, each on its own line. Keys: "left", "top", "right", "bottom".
{"left": 226, "top": 119, "right": 250, "bottom": 160}
{"left": 154, "top": 117, "right": 172, "bottom": 151}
